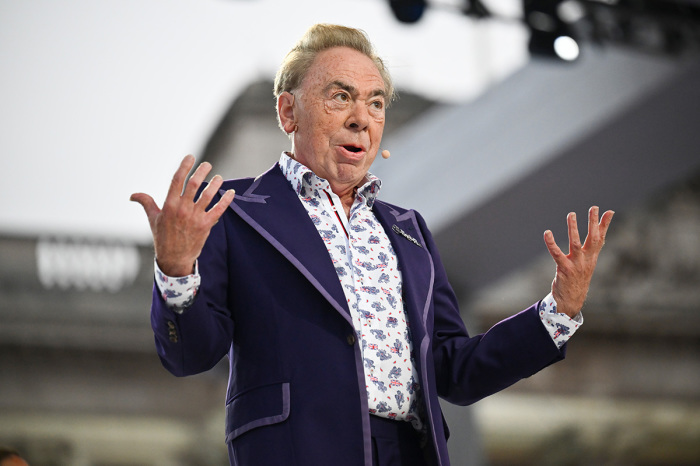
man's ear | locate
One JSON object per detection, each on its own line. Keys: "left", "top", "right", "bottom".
{"left": 277, "top": 91, "right": 296, "bottom": 134}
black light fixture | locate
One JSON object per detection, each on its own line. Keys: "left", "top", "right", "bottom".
{"left": 389, "top": 0, "right": 428, "bottom": 24}
{"left": 524, "top": 0, "right": 581, "bottom": 61}
{"left": 463, "top": 0, "right": 491, "bottom": 19}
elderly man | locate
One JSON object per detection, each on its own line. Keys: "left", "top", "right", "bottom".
{"left": 132, "top": 24, "right": 613, "bottom": 466}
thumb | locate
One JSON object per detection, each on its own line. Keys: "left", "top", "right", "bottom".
{"left": 130, "top": 192, "right": 160, "bottom": 224}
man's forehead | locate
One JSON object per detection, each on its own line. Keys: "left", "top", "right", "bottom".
{"left": 304, "top": 47, "right": 385, "bottom": 94}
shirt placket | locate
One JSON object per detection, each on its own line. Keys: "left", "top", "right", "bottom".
{"left": 320, "top": 190, "right": 380, "bottom": 374}
{"left": 319, "top": 188, "right": 361, "bottom": 332}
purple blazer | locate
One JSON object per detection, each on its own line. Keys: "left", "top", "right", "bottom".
{"left": 150, "top": 163, "right": 565, "bottom": 466}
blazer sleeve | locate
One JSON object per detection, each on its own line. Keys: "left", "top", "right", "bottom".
{"left": 150, "top": 190, "right": 235, "bottom": 377}
{"left": 416, "top": 211, "right": 566, "bottom": 406}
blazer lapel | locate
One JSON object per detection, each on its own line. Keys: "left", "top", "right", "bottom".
{"left": 222, "top": 164, "right": 352, "bottom": 323}
{"left": 222, "top": 166, "right": 435, "bottom": 332}
{"left": 372, "top": 202, "right": 434, "bottom": 339}
{"left": 373, "top": 201, "right": 440, "bottom": 449}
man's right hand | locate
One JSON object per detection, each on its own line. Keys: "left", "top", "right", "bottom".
{"left": 130, "top": 154, "right": 235, "bottom": 277}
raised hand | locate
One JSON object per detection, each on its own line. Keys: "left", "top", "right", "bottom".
{"left": 130, "top": 155, "right": 235, "bottom": 277}
{"left": 544, "top": 206, "right": 614, "bottom": 318}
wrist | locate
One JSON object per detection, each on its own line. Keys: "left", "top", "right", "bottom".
{"left": 155, "top": 258, "right": 196, "bottom": 277}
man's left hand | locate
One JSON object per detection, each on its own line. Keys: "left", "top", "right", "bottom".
{"left": 544, "top": 206, "right": 614, "bottom": 318}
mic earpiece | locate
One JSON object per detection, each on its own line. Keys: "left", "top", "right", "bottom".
{"left": 381, "top": 149, "right": 391, "bottom": 159}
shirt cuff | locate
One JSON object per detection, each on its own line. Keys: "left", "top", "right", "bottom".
{"left": 154, "top": 258, "right": 201, "bottom": 314}
{"left": 538, "top": 292, "right": 583, "bottom": 349}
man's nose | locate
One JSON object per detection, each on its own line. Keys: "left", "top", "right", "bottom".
{"left": 346, "top": 102, "right": 370, "bottom": 131}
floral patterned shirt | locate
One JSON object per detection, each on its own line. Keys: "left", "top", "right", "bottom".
{"left": 154, "top": 152, "right": 583, "bottom": 429}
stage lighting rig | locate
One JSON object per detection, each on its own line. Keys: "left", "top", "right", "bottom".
{"left": 581, "top": 0, "right": 700, "bottom": 55}
{"left": 388, "top": 0, "right": 492, "bottom": 23}
{"left": 387, "top": 0, "right": 700, "bottom": 60}
{"left": 524, "top": 0, "right": 700, "bottom": 60}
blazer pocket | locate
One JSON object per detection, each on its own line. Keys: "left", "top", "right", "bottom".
{"left": 225, "top": 382, "right": 290, "bottom": 443}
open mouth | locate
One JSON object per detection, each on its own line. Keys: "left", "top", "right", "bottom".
{"left": 343, "top": 145, "right": 363, "bottom": 153}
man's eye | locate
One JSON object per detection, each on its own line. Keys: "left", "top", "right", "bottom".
{"left": 333, "top": 93, "right": 349, "bottom": 102}
{"left": 371, "top": 100, "right": 384, "bottom": 110}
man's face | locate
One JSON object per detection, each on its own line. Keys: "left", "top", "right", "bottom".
{"left": 291, "top": 47, "right": 386, "bottom": 194}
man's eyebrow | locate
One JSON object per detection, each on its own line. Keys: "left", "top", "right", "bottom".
{"left": 326, "top": 80, "right": 356, "bottom": 94}
{"left": 325, "top": 80, "right": 386, "bottom": 99}
{"left": 369, "top": 88, "right": 387, "bottom": 99}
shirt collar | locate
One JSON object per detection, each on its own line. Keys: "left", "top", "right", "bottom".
{"left": 278, "top": 152, "right": 382, "bottom": 207}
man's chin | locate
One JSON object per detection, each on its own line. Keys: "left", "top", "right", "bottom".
{"left": 332, "top": 165, "right": 370, "bottom": 186}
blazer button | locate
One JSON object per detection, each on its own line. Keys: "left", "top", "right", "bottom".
{"left": 167, "top": 321, "right": 175, "bottom": 329}
{"left": 346, "top": 334, "right": 356, "bottom": 346}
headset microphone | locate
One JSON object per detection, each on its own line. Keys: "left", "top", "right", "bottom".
{"left": 381, "top": 150, "right": 391, "bottom": 159}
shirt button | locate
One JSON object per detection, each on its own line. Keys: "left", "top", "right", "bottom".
{"left": 346, "top": 334, "right": 357, "bottom": 346}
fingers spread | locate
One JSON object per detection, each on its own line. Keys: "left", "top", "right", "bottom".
{"left": 588, "top": 205, "right": 599, "bottom": 238}
{"left": 584, "top": 206, "right": 615, "bottom": 252}
{"left": 583, "top": 206, "right": 600, "bottom": 250}
{"left": 568, "top": 212, "right": 582, "bottom": 254}
{"left": 166, "top": 155, "right": 196, "bottom": 204}
{"left": 546, "top": 207, "right": 614, "bottom": 317}
{"left": 182, "top": 161, "right": 213, "bottom": 202}
{"left": 134, "top": 155, "right": 234, "bottom": 275}
{"left": 196, "top": 174, "right": 224, "bottom": 210}
{"left": 600, "top": 210, "right": 615, "bottom": 239}
{"left": 206, "top": 189, "right": 236, "bottom": 226}
{"left": 544, "top": 229, "right": 565, "bottom": 263}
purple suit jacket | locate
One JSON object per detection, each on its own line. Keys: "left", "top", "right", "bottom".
{"left": 150, "top": 163, "right": 565, "bottom": 466}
